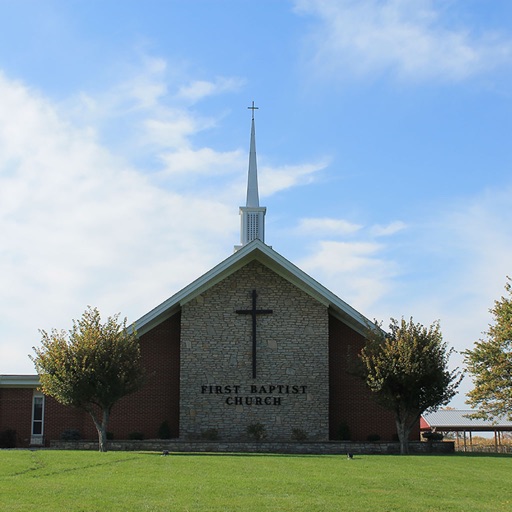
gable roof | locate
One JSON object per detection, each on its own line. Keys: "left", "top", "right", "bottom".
{"left": 135, "top": 239, "right": 372, "bottom": 337}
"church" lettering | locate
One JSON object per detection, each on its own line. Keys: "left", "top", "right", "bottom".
{"left": 225, "top": 396, "right": 282, "bottom": 406}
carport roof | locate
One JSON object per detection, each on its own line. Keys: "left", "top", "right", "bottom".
{"left": 421, "top": 410, "right": 512, "bottom": 432}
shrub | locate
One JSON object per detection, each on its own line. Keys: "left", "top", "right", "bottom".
{"left": 291, "top": 428, "right": 308, "bottom": 441}
{"left": 60, "top": 429, "right": 81, "bottom": 441}
{"left": 128, "top": 432, "right": 144, "bottom": 440}
{"left": 0, "top": 429, "right": 17, "bottom": 448}
{"left": 367, "top": 434, "right": 381, "bottom": 442}
{"left": 247, "top": 423, "right": 266, "bottom": 441}
{"left": 337, "top": 423, "right": 351, "bottom": 441}
{"left": 157, "top": 420, "right": 171, "bottom": 439}
{"left": 422, "top": 431, "right": 444, "bottom": 441}
{"left": 200, "top": 428, "right": 219, "bottom": 441}
{"left": 106, "top": 432, "right": 114, "bottom": 440}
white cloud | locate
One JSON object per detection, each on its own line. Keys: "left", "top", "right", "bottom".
{"left": 142, "top": 112, "right": 202, "bottom": 149}
{"left": 69, "top": 55, "right": 169, "bottom": 122}
{"left": 117, "top": 55, "right": 169, "bottom": 110}
{"left": 0, "top": 55, "right": 330, "bottom": 373}
{"left": 298, "top": 239, "right": 398, "bottom": 311}
{"left": 442, "top": 187, "right": 512, "bottom": 304}
{"left": 294, "top": 0, "right": 512, "bottom": 82}
{"left": 176, "top": 77, "right": 246, "bottom": 103}
{"left": 159, "top": 147, "right": 244, "bottom": 177}
{"left": 260, "top": 160, "right": 329, "bottom": 196}
{"left": 371, "top": 221, "right": 407, "bottom": 237}
{"left": 63, "top": 56, "right": 225, "bottom": 158}
{"left": 0, "top": 70, "right": 238, "bottom": 373}
{"left": 296, "top": 217, "right": 362, "bottom": 236}
{"left": 293, "top": 218, "right": 405, "bottom": 242}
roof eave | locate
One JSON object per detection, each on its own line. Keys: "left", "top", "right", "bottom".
{"left": 0, "top": 374, "right": 40, "bottom": 387}
{"left": 135, "top": 240, "right": 372, "bottom": 337}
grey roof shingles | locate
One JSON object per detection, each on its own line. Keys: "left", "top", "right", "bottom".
{"left": 422, "top": 410, "right": 512, "bottom": 430}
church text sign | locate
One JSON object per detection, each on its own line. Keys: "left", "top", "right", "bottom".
{"left": 201, "top": 384, "right": 307, "bottom": 406}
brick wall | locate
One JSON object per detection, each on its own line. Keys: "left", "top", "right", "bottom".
{"left": 108, "top": 313, "right": 181, "bottom": 439}
{"left": 329, "top": 315, "right": 419, "bottom": 441}
{"left": 180, "top": 260, "right": 330, "bottom": 441}
{"left": 44, "top": 396, "right": 91, "bottom": 442}
{"left": 0, "top": 388, "right": 34, "bottom": 446}
{"left": 0, "top": 389, "right": 82, "bottom": 448}
{"left": 20, "top": 313, "right": 181, "bottom": 445}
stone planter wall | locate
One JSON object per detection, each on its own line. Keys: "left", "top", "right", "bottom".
{"left": 50, "top": 439, "right": 455, "bottom": 455}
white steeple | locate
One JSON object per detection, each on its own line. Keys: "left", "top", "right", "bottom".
{"left": 246, "top": 109, "right": 259, "bottom": 208}
{"left": 235, "top": 102, "right": 266, "bottom": 251}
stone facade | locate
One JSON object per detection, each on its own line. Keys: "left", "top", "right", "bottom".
{"left": 180, "top": 260, "right": 329, "bottom": 441}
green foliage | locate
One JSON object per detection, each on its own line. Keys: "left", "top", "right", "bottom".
{"left": 157, "top": 420, "right": 171, "bottom": 440}
{"left": 1, "top": 451, "right": 512, "bottom": 511}
{"left": 337, "top": 422, "right": 351, "bottom": 441}
{"left": 246, "top": 422, "right": 266, "bottom": 441}
{"left": 128, "top": 432, "right": 144, "bottom": 440}
{"left": 31, "top": 306, "right": 145, "bottom": 451}
{"left": 422, "top": 431, "right": 444, "bottom": 441}
{"left": 367, "top": 434, "right": 381, "bottom": 442}
{"left": 60, "top": 429, "right": 81, "bottom": 441}
{"left": 359, "top": 317, "right": 461, "bottom": 454}
{"left": 464, "top": 277, "right": 512, "bottom": 421}
{"left": 0, "top": 428, "right": 17, "bottom": 448}
{"left": 291, "top": 428, "right": 308, "bottom": 441}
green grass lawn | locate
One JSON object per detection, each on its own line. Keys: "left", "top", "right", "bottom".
{"left": 0, "top": 450, "right": 510, "bottom": 511}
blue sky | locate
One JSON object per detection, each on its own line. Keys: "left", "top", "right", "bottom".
{"left": 1, "top": 0, "right": 512, "bottom": 406}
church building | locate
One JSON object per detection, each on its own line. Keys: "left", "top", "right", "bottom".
{"left": 0, "top": 107, "right": 404, "bottom": 448}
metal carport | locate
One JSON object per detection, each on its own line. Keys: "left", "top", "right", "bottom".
{"left": 421, "top": 410, "right": 512, "bottom": 452}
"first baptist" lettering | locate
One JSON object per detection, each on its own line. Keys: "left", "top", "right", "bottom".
{"left": 201, "top": 384, "right": 307, "bottom": 395}
{"left": 201, "top": 384, "right": 307, "bottom": 406}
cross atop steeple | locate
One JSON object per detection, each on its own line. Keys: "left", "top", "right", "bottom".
{"left": 248, "top": 101, "right": 258, "bottom": 120}
{"left": 235, "top": 102, "right": 267, "bottom": 251}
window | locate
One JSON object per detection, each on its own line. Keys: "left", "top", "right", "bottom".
{"left": 32, "top": 394, "right": 44, "bottom": 438}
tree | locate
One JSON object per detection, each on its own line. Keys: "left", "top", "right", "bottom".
{"left": 463, "top": 277, "right": 512, "bottom": 421}
{"left": 358, "top": 318, "right": 461, "bottom": 454}
{"left": 31, "top": 307, "right": 145, "bottom": 452}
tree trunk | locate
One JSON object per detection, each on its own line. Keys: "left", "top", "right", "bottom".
{"left": 97, "top": 422, "right": 108, "bottom": 453}
{"left": 88, "top": 407, "right": 111, "bottom": 452}
{"left": 395, "top": 408, "right": 419, "bottom": 455}
{"left": 395, "top": 419, "right": 411, "bottom": 455}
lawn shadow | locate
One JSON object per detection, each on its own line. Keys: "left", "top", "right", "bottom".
{"left": 137, "top": 451, "right": 346, "bottom": 458}
{"left": 451, "top": 452, "right": 512, "bottom": 459}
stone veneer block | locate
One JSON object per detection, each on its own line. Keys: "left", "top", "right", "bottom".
{"left": 180, "top": 260, "right": 329, "bottom": 441}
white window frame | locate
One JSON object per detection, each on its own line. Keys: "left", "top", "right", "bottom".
{"left": 31, "top": 392, "right": 45, "bottom": 445}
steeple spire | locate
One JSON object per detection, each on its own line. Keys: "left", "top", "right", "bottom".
{"left": 235, "top": 102, "right": 267, "bottom": 251}
{"left": 246, "top": 103, "right": 259, "bottom": 208}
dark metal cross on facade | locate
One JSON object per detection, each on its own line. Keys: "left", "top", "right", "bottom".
{"left": 236, "top": 289, "right": 273, "bottom": 379}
